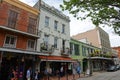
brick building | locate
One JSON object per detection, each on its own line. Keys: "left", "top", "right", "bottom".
{"left": 112, "top": 46, "right": 120, "bottom": 59}
{"left": 0, "top": 0, "right": 39, "bottom": 80}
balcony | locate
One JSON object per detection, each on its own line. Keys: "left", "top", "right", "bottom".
{"left": 27, "top": 27, "right": 38, "bottom": 35}
{"left": 40, "top": 43, "right": 54, "bottom": 54}
{"left": 61, "top": 48, "right": 70, "bottom": 56}
{"left": 0, "top": 26, "right": 39, "bottom": 38}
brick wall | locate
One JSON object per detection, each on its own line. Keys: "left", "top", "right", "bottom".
{"left": 0, "top": 29, "right": 36, "bottom": 50}
{"left": 0, "top": 2, "right": 37, "bottom": 33}
{"left": 112, "top": 47, "right": 120, "bottom": 59}
{"left": 0, "top": 2, "right": 38, "bottom": 50}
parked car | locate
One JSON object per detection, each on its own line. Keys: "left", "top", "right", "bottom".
{"left": 107, "top": 65, "right": 117, "bottom": 72}
{"left": 116, "top": 65, "right": 120, "bottom": 70}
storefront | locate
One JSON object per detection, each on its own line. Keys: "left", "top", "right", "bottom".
{"left": 90, "top": 57, "right": 114, "bottom": 71}
{"left": 39, "top": 55, "right": 74, "bottom": 76}
{"left": 0, "top": 48, "right": 42, "bottom": 80}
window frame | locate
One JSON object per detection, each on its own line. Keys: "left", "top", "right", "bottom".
{"left": 62, "top": 24, "right": 65, "bottom": 34}
{"left": 44, "top": 34, "right": 49, "bottom": 45}
{"left": 74, "top": 44, "right": 79, "bottom": 55}
{"left": 27, "top": 39, "right": 36, "bottom": 50}
{"left": 7, "top": 10, "right": 18, "bottom": 28}
{"left": 54, "top": 20, "right": 58, "bottom": 31}
{"left": 54, "top": 37, "right": 58, "bottom": 48}
{"left": 4, "top": 34, "right": 17, "bottom": 48}
{"left": 27, "top": 17, "right": 37, "bottom": 34}
{"left": 45, "top": 16, "right": 49, "bottom": 27}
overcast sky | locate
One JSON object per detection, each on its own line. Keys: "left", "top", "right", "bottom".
{"left": 19, "top": 0, "right": 120, "bottom": 47}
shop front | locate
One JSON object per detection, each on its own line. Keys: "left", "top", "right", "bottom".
{"left": 90, "top": 57, "right": 114, "bottom": 71}
{"left": 0, "top": 48, "right": 41, "bottom": 80}
{"left": 39, "top": 55, "right": 74, "bottom": 78}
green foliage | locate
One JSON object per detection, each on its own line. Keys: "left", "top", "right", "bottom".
{"left": 60, "top": 0, "right": 120, "bottom": 35}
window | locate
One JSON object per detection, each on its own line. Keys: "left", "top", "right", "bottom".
{"left": 28, "top": 17, "right": 37, "bottom": 34}
{"left": 27, "top": 40, "right": 35, "bottom": 50}
{"left": 44, "top": 35, "right": 49, "bottom": 48}
{"left": 8, "top": 10, "right": 18, "bottom": 28}
{"left": 54, "top": 37, "right": 58, "bottom": 48}
{"left": 62, "top": 40, "right": 65, "bottom": 52}
{"left": 74, "top": 44, "right": 79, "bottom": 55}
{"left": 45, "top": 16, "right": 49, "bottom": 27}
{"left": 62, "top": 24, "right": 65, "bottom": 33}
{"left": 82, "top": 46, "right": 86, "bottom": 56}
{"left": 4, "top": 35, "right": 17, "bottom": 48}
{"left": 54, "top": 20, "right": 58, "bottom": 30}
{"left": 70, "top": 43, "right": 74, "bottom": 55}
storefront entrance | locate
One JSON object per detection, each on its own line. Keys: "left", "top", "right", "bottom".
{"left": 0, "top": 52, "right": 37, "bottom": 80}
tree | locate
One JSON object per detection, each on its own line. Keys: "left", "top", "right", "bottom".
{"left": 60, "top": 0, "right": 120, "bottom": 35}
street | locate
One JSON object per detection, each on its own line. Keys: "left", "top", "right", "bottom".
{"left": 78, "top": 70, "right": 120, "bottom": 80}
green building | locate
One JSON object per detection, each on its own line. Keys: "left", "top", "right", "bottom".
{"left": 70, "top": 38, "right": 102, "bottom": 73}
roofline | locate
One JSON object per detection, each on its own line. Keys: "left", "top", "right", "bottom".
{"left": 3, "top": 0, "right": 39, "bottom": 15}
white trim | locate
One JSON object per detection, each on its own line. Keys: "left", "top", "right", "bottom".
{"left": 0, "top": 26, "right": 39, "bottom": 38}
{"left": 41, "top": 59, "right": 74, "bottom": 62}
{"left": 0, "top": 47, "right": 47, "bottom": 55}
{"left": 90, "top": 57, "right": 112, "bottom": 60}
{"left": 27, "top": 39, "right": 36, "bottom": 51}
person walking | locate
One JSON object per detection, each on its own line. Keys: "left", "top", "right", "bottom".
{"left": 76, "top": 66, "right": 81, "bottom": 78}
{"left": 9, "top": 68, "right": 16, "bottom": 80}
{"left": 34, "top": 69, "right": 41, "bottom": 80}
{"left": 60, "top": 66, "right": 64, "bottom": 77}
{"left": 72, "top": 68, "right": 76, "bottom": 80}
{"left": 26, "top": 67, "right": 31, "bottom": 80}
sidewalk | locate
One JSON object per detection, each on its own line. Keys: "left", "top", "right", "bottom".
{"left": 42, "top": 73, "right": 87, "bottom": 80}
{"left": 41, "top": 71, "right": 105, "bottom": 80}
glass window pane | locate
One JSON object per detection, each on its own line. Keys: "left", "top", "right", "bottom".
{"left": 10, "top": 37, "right": 15, "bottom": 45}
{"left": 5, "top": 36, "right": 10, "bottom": 44}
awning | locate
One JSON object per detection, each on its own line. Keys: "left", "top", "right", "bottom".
{"left": 39, "top": 55, "right": 74, "bottom": 62}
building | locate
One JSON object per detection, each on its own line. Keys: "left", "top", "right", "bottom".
{"left": 34, "top": 0, "right": 72, "bottom": 76}
{"left": 112, "top": 46, "right": 120, "bottom": 59}
{"left": 70, "top": 38, "right": 103, "bottom": 73}
{"left": 112, "top": 47, "right": 120, "bottom": 65}
{"left": 70, "top": 37, "right": 115, "bottom": 73}
{"left": 72, "top": 27, "right": 111, "bottom": 54}
{"left": 0, "top": 0, "right": 39, "bottom": 79}
{"left": 111, "top": 49, "right": 120, "bottom": 65}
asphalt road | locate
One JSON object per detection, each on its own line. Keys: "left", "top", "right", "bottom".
{"left": 77, "top": 70, "right": 120, "bottom": 80}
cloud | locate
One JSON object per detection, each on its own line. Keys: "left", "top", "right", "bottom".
{"left": 19, "top": 0, "right": 37, "bottom": 6}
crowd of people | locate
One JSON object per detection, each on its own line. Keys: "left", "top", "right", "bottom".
{"left": 8, "top": 65, "right": 81, "bottom": 80}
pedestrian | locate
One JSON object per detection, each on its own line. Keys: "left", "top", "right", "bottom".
{"left": 60, "top": 65, "right": 64, "bottom": 77}
{"left": 26, "top": 67, "right": 31, "bottom": 80}
{"left": 76, "top": 66, "right": 81, "bottom": 77}
{"left": 47, "top": 67, "right": 52, "bottom": 76}
{"left": 34, "top": 69, "right": 41, "bottom": 80}
{"left": 9, "top": 68, "right": 16, "bottom": 80}
{"left": 72, "top": 68, "right": 76, "bottom": 79}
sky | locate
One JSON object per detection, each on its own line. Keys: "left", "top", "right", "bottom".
{"left": 19, "top": 0, "right": 120, "bottom": 47}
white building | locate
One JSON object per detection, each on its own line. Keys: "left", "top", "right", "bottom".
{"left": 35, "top": 1, "right": 70, "bottom": 56}
{"left": 34, "top": 0, "right": 72, "bottom": 73}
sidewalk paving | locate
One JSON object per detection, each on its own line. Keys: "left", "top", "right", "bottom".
{"left": 42, "top": 73, "right": 88, "bottom": 80}
{"left": 41, "top": 71, "right": 105, "bottom": 80}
